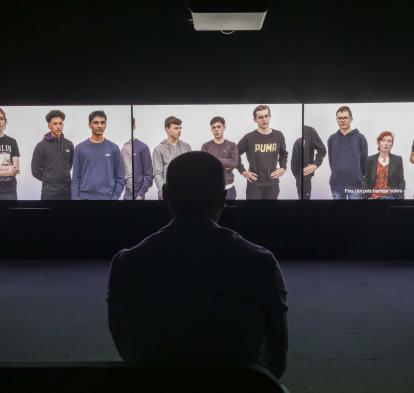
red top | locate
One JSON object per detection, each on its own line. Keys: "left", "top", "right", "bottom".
{"left": 371, "top": 161, "right": 389, "bottom": 199}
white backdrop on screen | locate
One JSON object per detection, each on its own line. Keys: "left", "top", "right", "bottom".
{"left": 133, "top": 104, "right": 302, "bottom": 200}
{"left": 304, "top": 103, "right": 414, "bottom": 199}
{"left": 2, "top": 106, "right": 130, "bottom": 200}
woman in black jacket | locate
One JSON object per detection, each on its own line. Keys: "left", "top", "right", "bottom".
{"left": 363, "top": 131, "right": 405, "bottom": 199}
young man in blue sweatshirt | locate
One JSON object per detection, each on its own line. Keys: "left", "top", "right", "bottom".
{"left": 72, "top": 111, "right": 124, "bottom": 200}
{"left": 328, "top": 106, "right": 368, "bottom": 200}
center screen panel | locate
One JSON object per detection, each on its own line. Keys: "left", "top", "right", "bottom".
{"left": 132, "top": 104, "right": 302, "bottom": 200}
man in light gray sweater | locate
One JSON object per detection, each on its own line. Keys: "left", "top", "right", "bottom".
{"left": 152, "top": 116, "right": 191, "bottom": 199}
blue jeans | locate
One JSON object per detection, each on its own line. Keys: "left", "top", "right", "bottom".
{"left": 331, "top": 190, "right": 361, "bottom": 200}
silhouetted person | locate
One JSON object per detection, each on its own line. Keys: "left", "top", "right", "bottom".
{"left": 107, "top": 151, "right": 289, "bottom": 379}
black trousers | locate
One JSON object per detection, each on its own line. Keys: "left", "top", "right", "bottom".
{"left": 41, "top": 191, "right": 71, "bottom": 200}
{"left": 295, "top": 176, "right": 312, "bottom": 200}
{"left": 0, "top": 190, "right": 17, "bottom": 200}
{"left": 246, "top": 183, "right": 280, "bottom": 200}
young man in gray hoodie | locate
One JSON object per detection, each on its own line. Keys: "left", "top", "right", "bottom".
{"left": 152, "top": 116, "right": 191, "bottom": 199}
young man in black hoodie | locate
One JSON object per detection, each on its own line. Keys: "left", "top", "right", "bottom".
{"left": 31, "top": 110, "right": 74, "bottom": 200}
{"left": 237, "top": 105, "right": 288, "bottom": 200}
{"left": 291, "top": 125, "right": 326, "bottom": 199}
{"left": 328, "top": 106, "right": 368, "bottom": 200}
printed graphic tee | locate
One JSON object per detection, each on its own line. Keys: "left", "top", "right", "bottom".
{"left": 0, "top": 135, "right": 20, "bottom": 194}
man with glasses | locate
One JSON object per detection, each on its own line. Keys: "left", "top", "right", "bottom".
{"left": 72, "top": 110, "right": 124, "bottom": 200}
{"left": 0, "top": 108, "right": 20, "bottom": 200}
{"left": 327, "top": 106, "right": 368, "bottom": 200}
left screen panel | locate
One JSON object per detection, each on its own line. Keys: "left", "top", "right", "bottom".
{"left": 0, "top": 106, "right": 131, "bottom": 200}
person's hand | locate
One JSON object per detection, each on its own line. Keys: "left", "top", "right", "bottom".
{"left": 271, "top": 168, "right": 286, "bottom": 179}
{"left": 303, "top": 164, "right": 317, "bottom": 176}
{"left": 9, "top": 166, "right": 18, "bottom": 176}
{"left": 242, "top": 170, "right": 258, "bottom": 182}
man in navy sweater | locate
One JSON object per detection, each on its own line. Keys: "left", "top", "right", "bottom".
{"left": 328, "top": 106, "right": 368, "bottom": 200}
{"left": 72, "top": 110, "right": 124, "bottom": 200}
{"left": 121, "top": 118, "right": 153, "bottom": 200}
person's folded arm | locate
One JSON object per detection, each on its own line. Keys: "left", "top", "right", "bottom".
{"left": 220, "top": 143, "right": 239, "bottom": 169}
{"left": 112, "top": 147, "right": 125, "bottom": 200}
{"left": 311, "top": 129, "right": 327, "bottom": 168}
{"left": 139, "top": 145, "right": 154, "bottom": 198}
{"left": 71, "top": 148, "right": 81, "bottom": 200}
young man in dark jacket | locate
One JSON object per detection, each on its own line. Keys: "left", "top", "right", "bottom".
{"left": 291, "top": 125, "right": 326, "bottom": 199}
{"left": 201, "top": 116, "right": 238, "bottom": 200}
{"left": 237, "top": 105, "right": 288, "bottom": 200}
{"left": 31, "top": 110, "right": 74, "bottom": 200}
{"left": 327, "top": 106, "right": 368, "bottom": 200}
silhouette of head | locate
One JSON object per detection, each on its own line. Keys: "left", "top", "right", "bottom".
{"left": 163, "top": 151, "right": 226, "bottom": 219}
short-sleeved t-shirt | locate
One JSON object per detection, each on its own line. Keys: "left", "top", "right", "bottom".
{"left": 0, "top": 134, "right": 20, "bottom": 193}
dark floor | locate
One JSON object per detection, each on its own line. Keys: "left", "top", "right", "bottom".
{"left": 0, "top": 259, "right": 413, "bottom": 393}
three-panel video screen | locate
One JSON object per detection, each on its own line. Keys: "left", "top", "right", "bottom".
{"left": 1, "top": 103, "right": 413, "bottom": 200}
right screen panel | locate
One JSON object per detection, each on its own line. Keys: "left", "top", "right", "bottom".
{"left": 304, "top": 103, "right": 414, "bottom": 200}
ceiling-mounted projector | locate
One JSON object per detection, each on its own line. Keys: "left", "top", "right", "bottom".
{"left": 190, "top": 1, "right": 268, "bottom": 31}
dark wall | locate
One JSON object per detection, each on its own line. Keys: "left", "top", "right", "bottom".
{"left": 2, "top": 1, "right": 414, "bottom": 104}
{"left": 2, "top": 200, "right": 413, "bottom": 260}
{"left": 1, "top": 1, "right": 413, "bottom": 261}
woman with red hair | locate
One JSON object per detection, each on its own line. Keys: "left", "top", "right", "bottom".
{"left": 363, "top": 131, "right": 405, "bottom": 199}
